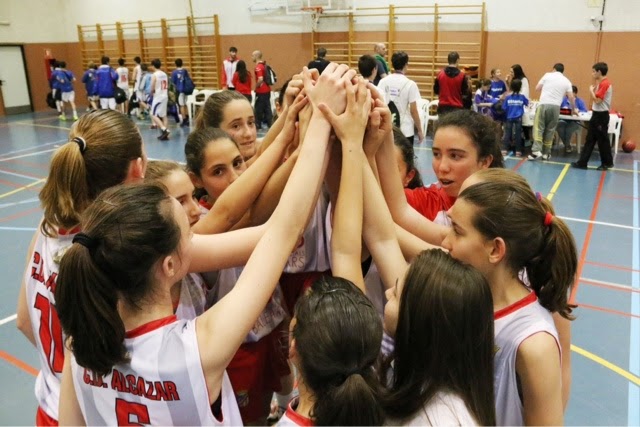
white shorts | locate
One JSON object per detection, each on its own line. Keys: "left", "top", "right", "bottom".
{"left": 61, "top": 91, "right": 75, "bottom": 103}
{"left": 100, "top": 98, "right": 117, "bottom": 110}
{"left": 152, "top": 96, "right": 168, "bottom": 117}
{"left": 178, "top": 93, "right": 186, "bottom": 106}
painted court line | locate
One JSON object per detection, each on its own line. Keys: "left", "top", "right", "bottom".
{"left": 629, "top": 160, "right": 639, "bottom": 426}
{"left": 581, "top": 277, "right": 640, "bottom": 294}
{"left": 0, "top": 226, "right": 37, "bottom": 231}
{"left": 0, "top": 140, "right": 64, "bottom": 159}
{"left": 0, "top": 148, "right": 57, "bottom": 163}
{"left": 0, "top": 314, "right": 17, "bottom": 326}
{"left": 0, "top": 198, "right": 39, "bottom": 209}
{"left": 0, "top": 179, "right": 45, "bottom": 200}
{"left": 560, "top": 216, "right": 640, "bottom": 231}
{"left": 0, "top": 351, "right": 37, "bottom": 377}
{"left": 572, "top": 345, "right": 640, "bottom": 387}
{"left": 546, "top": 164, "right": 570, "bottom": 201}
{"left": 0, "top": 168, "right": 42, "bottom": 181}
{"left": 570, "top": 171, "right": 606, "bottom": 304}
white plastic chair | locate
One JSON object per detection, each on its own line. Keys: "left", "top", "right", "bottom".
{"left": 189, "top": 89, "right": 219, "bottom": 126}
{"left": 185, "top": 89, "right": 200, "bottom": 123}
{"left": 416, "top": 98, "right": 429, "bottom": 138}
{"left": 425, "top": 100, "right": 439, "bottom": 135}
{"left": 608, "top": 114, "right": 622, "bottom": 153}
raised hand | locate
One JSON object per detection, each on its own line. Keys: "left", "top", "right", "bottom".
{"left": 303, "top": 64, "right": 357, "bottom": 116}
{"left": 317, "top": 77, "right": 371, "bottom": 145}
{"left": 364, "top": 98, "right": 393, "bottom": 157}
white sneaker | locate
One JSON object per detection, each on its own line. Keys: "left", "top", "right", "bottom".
{"left": 542, "top": 153, "right": 551, "bottom": 160}
{"left": 528, "top": 151, "right": 542, "bottom": 161}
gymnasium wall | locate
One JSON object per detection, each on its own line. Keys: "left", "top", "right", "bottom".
{"left": 1, "top": 0, "right": 638, "bottom": 142}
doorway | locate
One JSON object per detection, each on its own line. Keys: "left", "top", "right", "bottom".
{"left": 0, "top": 45, "right": 32, "bottom": 115}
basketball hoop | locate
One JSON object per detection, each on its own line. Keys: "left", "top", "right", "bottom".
{"left": 301, "top": 6, "right": 323, "bottom": 31}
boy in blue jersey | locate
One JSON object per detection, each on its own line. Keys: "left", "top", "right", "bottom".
{"left": 170, "top": 58, "right": 191, "bottom": 127}
{"left": 50, "top": 62, "right": 63, "bottom": 114}
{"left": 556, "top": 85, "right": 588, "bottom": 153}
{"left": 473, "top": 79, "right": 495, "bottom": 117}
{"left": 81, "top": 62, "right": 98, "bottom": 111}
{"left": 95, "top": 56, "right": 118, "bottom": 110}
{"left": 56, "top": 61, "right": 78, "bottom": 121}
{"left": 502, "top": 79, "right": 529, "bottom": 156}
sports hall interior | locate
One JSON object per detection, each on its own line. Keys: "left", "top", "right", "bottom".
{"left": 0, "top": 0, "right": 639, "bottom": 425}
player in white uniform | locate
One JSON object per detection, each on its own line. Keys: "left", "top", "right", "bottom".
{"left": 15, "top": 110, "right": 148, "bottom": 426}
{"left": 442, "top": 168, "right": 577, "bottom": 425}
{"left": 149, "top": 58, "right": 170, "bottom": 140}
{"left": 55, "top": 64, "right": 349, "bottom": 425}
{"left": 115, "top": 58, "right": 130, "bottom": 115}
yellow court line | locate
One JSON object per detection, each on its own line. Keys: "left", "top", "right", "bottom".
{"left": 0, "top": 179, "right": 45, "bottom": 200}
{"left": 571, "top": 344, "right": 640, "bottom": 386}
{"left": 13, "top": 122, "right": 71, "bottom": 131}
{"left": 546, "top": 164, "right": 570, "bottom": 201}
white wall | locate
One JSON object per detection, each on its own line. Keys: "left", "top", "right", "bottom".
{"left": 0, "top": 0, "right": 638, "bottom": 44}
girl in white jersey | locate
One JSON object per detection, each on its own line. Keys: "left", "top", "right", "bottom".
{"left": 322, "top": 94, "right": 495, "bottom": 426}
{"left": 279, "top": 75, "right": 385, "bottom": 427}
{"left": 145, "top": 160, "right": 213, "bottom": 319}
{"left": 15, "top": 110, "right": 147, "bottom": 426}
{"left": 442, "top": 169, "right": 577, "bottom": 425}
{"left": 54, "top": 63, "right": 355, "bottom": 426}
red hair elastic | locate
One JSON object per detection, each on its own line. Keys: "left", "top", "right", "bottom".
{"left": 544, "top": 211, "right": 554, "bottom": 227}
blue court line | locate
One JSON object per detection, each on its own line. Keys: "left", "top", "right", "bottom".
{"left": 630, "top": 160, "right": 640, "bottom": 426}
{"left": 0, "top": 226, "right": 36, "bottom": 231}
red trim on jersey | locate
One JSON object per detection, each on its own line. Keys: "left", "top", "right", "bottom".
{"left": 199, "top": 197, "right": 213, "bottom": 211}
{"left": 285, "top": 398, "right": 314, "bottom": 426}
{"left": 36, "top": 406, "right": 58, "bottom": 426}
{"left": 125, "top": 315, "right": 177, "bottom": 339}
{"left": 494, "top": 291, "right": 537, "bottom": 320}
{"left": 58, "top": 226, "right": 81, "bottom": 236}
{"left": 595, "top": 77, "right": 611, "bottom": 100}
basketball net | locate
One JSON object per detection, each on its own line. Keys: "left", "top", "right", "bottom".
{"left": 302, "top": 6, "right": 323, "bottom": 31}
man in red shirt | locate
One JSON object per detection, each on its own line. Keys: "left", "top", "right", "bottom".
{"left": 433, "top": 51, "right": 468, "bottom": 116}
{"left": 252, "top": 50, "right": 272, "bottom": 130}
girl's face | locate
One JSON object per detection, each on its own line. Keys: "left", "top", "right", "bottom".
{"left": 431, "top": 126, "right": 491, "bottom": 198}
{"left": 493, "top": 69, "right": 502, "bottom": 79}
{"left": 192, "top": 138, "right": 246, "bottom": 202}
{"left": 441, "top": 198, "right": 491, "bottom": 276}
{"left": 163, "top": 170, "right": 200, "bottom": 227}
{"left": 383, "top": 278, "right": 403, "bottom": 338}
{"left": 394, "top": 145, "right": 415, "bottom": 188}
{"left": 220, "top": 99, "right": 258, "bottom": 160}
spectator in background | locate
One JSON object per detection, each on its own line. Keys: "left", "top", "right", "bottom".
{"left": 115, "top": 58, "right": 130, "bottom": 115}
{"left": 95, "top": 56, "right": 118, "bottom": 111}
{"left": 557, "top": 85, "right": 588, "bottom": 153}
{"left": 373, "top": 43, "right": 389, "bottom": 86}
{"left": 358, "top": 54, "right": 379, "bottom": 95}
{"left": 81, "top": 62, "right": 98, "bottom": 111}
{"left": 252, "top": 50, "right": 272, "bottom": 130}
{"left": 221, "top": 47, "right": 239, "bottom": 90}
{"left": 232, "top": 60, "right": 252, "bottom": 103}
{"left": 171, "top": 58, "right": 192, "bottom": 127}
{"left": 489, "top": 68, "right": 507, "bottom": 99}
{"left": 473, "top": 78, "right": 495, "bottom": 117}
{"left": 434, "top": 51, "right": 468, "bottom": 115}
{"left": 307, "top": 47, "right": 330, "bottom": 75}
{"left": 56, "top": 61, "right": 78, "bottom": 121}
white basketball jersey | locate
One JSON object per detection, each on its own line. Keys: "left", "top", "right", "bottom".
{"left": 71, "top": 316, "right": 242, "bottom": 426}
{"left": 175, "top": 273, "right": 210, "bottom": 321}
{"left": 116, "top": 67, "right": 129, "bottom": 90}
{"left": 213, "top": 266, "right": 287, "bottom": 342}
{"left": 25, "top": 229, "right": 76, "bottom": 420}
{"left": 493, "top": 292, "right": 559, "bottom": 426}
{"left": 153, "top": 70, "right": 168, "bottom": 98}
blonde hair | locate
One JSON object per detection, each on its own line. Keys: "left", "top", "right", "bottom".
{"left": 39, "top": 110, "right": 143, "bottom": 237}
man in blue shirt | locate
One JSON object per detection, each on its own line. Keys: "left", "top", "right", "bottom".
{"left": 95, "top": 56, "right": 118, "bottom": 110}
{"left": 170, "top": 58, "right": 191, "bottom": 127}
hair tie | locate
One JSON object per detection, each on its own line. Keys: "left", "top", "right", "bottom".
{"left": 543, "top": 211, "right": 554, "bottom": 227}
{"left": 72, "top": 136, "right": 87, "bottom": 154}
{"left": 535, "top": 191, "right": 542, "bottom": 201}
{"left": 73, "top": 232, "right": 98, "bottom": 251}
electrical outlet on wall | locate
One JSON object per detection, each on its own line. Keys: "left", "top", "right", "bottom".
{"left": 587, "top": 0, "right": 602, "bottom": 8}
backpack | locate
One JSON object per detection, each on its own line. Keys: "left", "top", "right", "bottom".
{"left": 183, "top": 74, "right": 195, "bottom": 95}
{"left": 388, "top": 101, "right": 401, "bottom": 128}
{"left": 168, "top": 80, "right": 178, "bottom": 106}
{"left": 264, "top": 63, "right": 277, "bottom": 86}
{"left": 114, "top": 87, "right": 127, "bottom": 104}
{"left": 46, "top": 92, "right": 56, "bottom": 109}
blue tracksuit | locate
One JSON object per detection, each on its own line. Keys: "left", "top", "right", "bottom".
{"left": 95, "top": 65, "right": 118, "bottom": 98}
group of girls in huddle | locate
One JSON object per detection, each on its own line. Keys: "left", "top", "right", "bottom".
{"left": 17, "top": 61, "right": 577, "bottom": 426}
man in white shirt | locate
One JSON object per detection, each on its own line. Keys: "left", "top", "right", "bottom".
{"left": 221, "top": 47, "right": 239, "bottom": 90}
{"left": 377, "top": 51, "right": 424, "bottom": 144}
{"left": 528, "top": 63, "right": 577, "bottom": 160}
{"left": 149, "top": 58, "right": 170, "bottom": 140}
